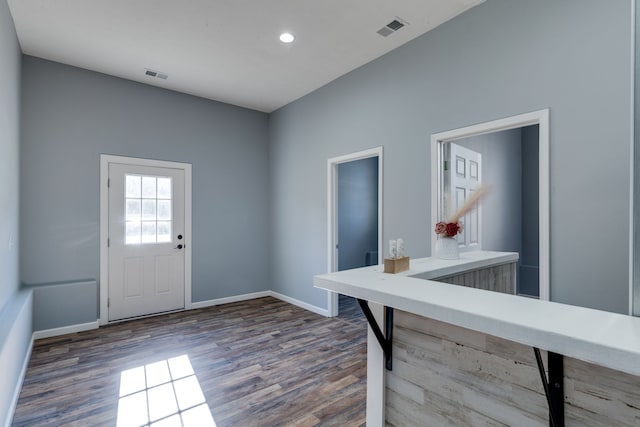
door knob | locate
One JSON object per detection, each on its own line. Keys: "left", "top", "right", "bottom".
{"left": 174, "top": 244, "right": 183, "bottom": 250}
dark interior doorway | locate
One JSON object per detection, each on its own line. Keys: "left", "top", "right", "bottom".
{"left": 337, "top": 156, "right": 379, "bottom": 313}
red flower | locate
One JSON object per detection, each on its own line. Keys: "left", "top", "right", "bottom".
{"left": 445, "top": 222, "right": 460, "bottom": 237}
{"left": 435, "top": 221, "right": 463, "bottom": 237}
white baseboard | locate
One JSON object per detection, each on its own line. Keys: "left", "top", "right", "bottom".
{"left": 29, "top": 293, "right": 328, "bottom": 337}
{"left": 191, "top": 290, "right": 329, "bottom": 317}
{"left": 269, "top": 291, "right": 329, "bottom": 317}
{"left": 190, "top": 291, "right": 271, "bottom": 309}
{"left": 4, "top": 338, "right": 33, "bottom": 427}
{"left": 32, "top": 320, "right": 100, "bottom": 340}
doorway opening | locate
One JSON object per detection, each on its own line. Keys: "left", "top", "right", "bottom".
{"left": 100, "top": 155, "right": 193, "bottom": 325}
{"left": 431, "top": 109, "right": 550, "bottom": 300}
{"left": 327, "top": 147, "right": 383, "bottom": 317}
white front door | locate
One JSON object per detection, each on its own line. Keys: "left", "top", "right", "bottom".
{"left": 448, "top": 143, "right": 482, "bottom": 252}
{"left": 108, "top": 163, "right": 185, "bottom": 321}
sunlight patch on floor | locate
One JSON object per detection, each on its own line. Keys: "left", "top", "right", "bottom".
{"left": 116, "top": 355, "right": 216, "bottom": 427}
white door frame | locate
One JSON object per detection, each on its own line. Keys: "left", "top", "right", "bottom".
{"left": 431, "top": 109, "right": 550, "bottom": 300}
{"left": 327, "top": 147, "right": 383, "bottom": 317}
{"left": 99, "top": 154, "right": 193, "bottom": 325}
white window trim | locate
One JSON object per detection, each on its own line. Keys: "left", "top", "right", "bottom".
{"left": 99, "top": 154, "right": 193, "bottom": 325}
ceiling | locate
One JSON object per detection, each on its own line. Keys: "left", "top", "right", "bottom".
{"left": 7, "top": 0, "right": 484, "bottom": 113}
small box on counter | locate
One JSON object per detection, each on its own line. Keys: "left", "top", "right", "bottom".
{"left": 384, "top": 256, "right": 410, "bottom": 274}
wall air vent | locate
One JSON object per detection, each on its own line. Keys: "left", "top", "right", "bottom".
{"left": 377, "top": 17, "right": 408, "bottom": 37}
{"left": 144, "top": 69, "right": 168, "bottom": 80}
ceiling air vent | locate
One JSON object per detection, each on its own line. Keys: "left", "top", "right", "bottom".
{"left": 144, "top": 69, "right": 168, "bottom": 80}
{"left": 377, "top": 17, "right": 408, "bottom": 37}
{"left": 387, "top": 19, "right": 404, "bottom": 31}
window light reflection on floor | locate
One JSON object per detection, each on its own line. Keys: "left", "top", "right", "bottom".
{"left": 117, "top": 354, "right": 216, "bottom": 427}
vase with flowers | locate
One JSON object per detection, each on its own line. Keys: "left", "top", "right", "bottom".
{"left": 434, "top": 185, "right": 489, "bottom": 260}
{"left": 434, "top": 221, "right": 463, "bottom": 259}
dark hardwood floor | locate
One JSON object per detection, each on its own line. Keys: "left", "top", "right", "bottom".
{"left": 12, "top": 296, "right": 366, "bottom": 427}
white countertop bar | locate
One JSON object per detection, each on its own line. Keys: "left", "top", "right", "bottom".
{"left": 314, "top": 251, "right": 640, "bottom": 377}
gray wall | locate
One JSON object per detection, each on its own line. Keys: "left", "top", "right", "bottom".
{"left": 337, "top": 157, "right": 378, "bottom": 271}
{"left": 20, "top": 57, "right": 271, "bottom": 314}
{"left": 455, "top": 128, "right": 523, "bottom": 254}
{"left": 29, "top": 280, "right": 97, "bottom": 331}
{"left": 0, "top": 0, "right": 21, "bottom": 323}
{"left": 269, "top": 0, "right": 632, "bottom": 313}
{"left": 0, "top": 0, "right": 30, "bottom": 424}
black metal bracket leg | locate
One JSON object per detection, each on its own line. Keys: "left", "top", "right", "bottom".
{"left": 534, "top": 348, "right": 564, "bottom": 427}
{"left": 357, "top": 299, "right": 393, "bottom": 370}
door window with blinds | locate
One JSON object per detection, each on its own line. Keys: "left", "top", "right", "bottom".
{"left": 125, "top": 175, "right": 173, "bottom": 244}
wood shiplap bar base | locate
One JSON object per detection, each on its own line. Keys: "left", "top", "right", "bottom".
{"left": 388, "top": 310, "right": 640, "bottom": 427}
{"left": 436, "top": 261, "right": 516, "bottom": 294}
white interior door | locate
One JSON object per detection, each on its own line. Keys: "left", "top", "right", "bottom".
{"left": 108, "top": 163, "right": 185, "bottom": 321}
{"left": 448, "top": 143, "right": 482, "bottom": 252}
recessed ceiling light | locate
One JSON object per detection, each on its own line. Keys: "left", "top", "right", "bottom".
{"left": 279, "top": 32, "right": 295, "bottom": 43}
